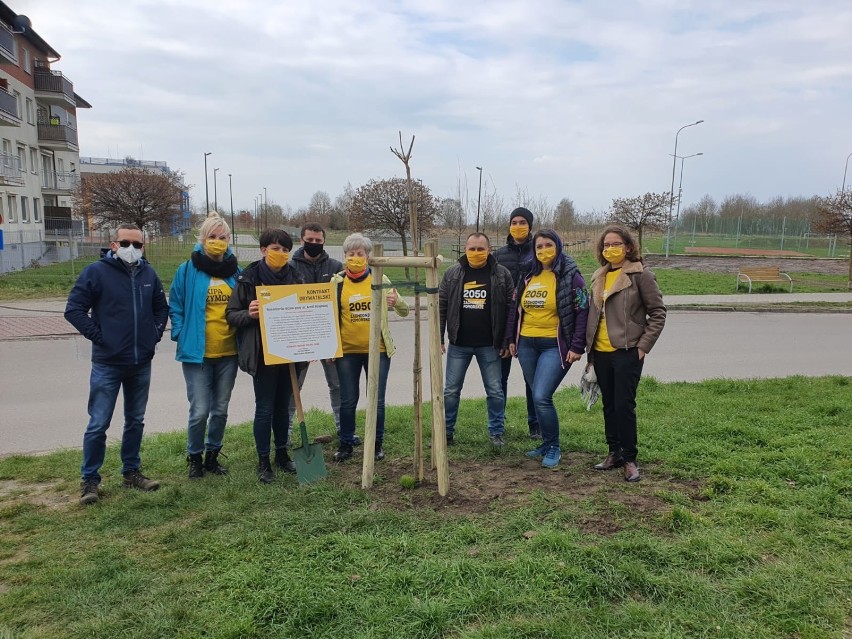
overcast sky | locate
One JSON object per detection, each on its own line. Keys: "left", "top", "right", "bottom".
{"left": 16, "top": 0, "right": 852, "bottom": 219}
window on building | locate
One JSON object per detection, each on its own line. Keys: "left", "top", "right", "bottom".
{"left": 29, "top": 148, "right": 37, "bottom": 174}
{"left": 12, "top": 90, "right": 20, "bottom": 118}
{"left": 21, "top": 196, "right": 29, "bottom": 223}
{"left": 23, "top": 48, "right": 30, "bottom": 74}
{"left": 33, "top": 197, "right": 41, "bottom": 222}
{"left": 25, "top": 98, "right": 33, "bottom": 125}
{"left": 17, "top": 146, "right": 26, "bottom": 173}
{"left": 7, "top": 195, "right": 16, "bottom": 222}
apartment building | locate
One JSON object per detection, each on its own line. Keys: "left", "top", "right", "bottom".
{"left": 0, "top": 2, "right": 90, "bottom": 273}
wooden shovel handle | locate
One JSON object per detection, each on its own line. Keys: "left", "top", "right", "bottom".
{"left": 289, "top": 363, "right": 305, "bottom": 424}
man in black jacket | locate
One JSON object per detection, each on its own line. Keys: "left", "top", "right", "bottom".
{"left": 65, "top": 224, "right": 168, "bottom": 505}
{"left": 493, "top": 207, "right": 540, "bottom": 439}
{"left": 439, "top": 233, "right": 514, "bottom": 446}
{"left": 288, "top": 223, "right": 344, "bottom": 439}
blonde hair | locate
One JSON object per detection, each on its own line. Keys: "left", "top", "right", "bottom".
{"left": 198, "top": 212, "right": 230, "bottom": 243}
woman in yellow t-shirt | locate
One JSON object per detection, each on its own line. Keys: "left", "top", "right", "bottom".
{"left": 504, "top": 229, "right": 589, "bottom": 470}
{"left": 331, "top": 233, "right": 409, "bottom": 463}
{"left": 169, "top": 213, "right": 240, "bottom": 479}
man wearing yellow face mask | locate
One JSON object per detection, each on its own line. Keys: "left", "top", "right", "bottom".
{"left": 170, "top": 213, "right": 240, "bottom": 480}
{"left": 438, "top": 233, "right": 514, "bottom": 447}
{"left": 226, "top": 228, "right": 305, "bottom": 483}
{"left": 494, "top": 207, "right": 540, "bottom": 439}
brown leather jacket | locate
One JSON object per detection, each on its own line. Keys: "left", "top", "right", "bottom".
{"left": 586, "top": 260, "right": 666, "bottom": 359}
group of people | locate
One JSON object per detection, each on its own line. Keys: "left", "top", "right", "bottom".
{"left": 65, "top": 207, "right": 665, "bottom": 506}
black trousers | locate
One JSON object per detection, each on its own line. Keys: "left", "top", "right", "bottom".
{"left": 593, "top": 348, "right": 644, "bottom": 462}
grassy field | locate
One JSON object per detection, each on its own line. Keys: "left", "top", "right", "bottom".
{"left": 1, "top": 376, "right": 850, "bottom": 638}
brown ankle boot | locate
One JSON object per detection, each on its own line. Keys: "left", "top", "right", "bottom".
{"left": 594, "top": 453, "right": 624, "bottom": 470}
{"left": 623, "top": 461, "right": 640, "bottom": 482}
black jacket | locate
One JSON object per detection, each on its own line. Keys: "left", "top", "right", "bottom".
{"left": 493, "top": 234, "right": 533, "bottom": 285}
{"left": 439, "top": 254, "right": 514, "bottom": 349}
{"left": 65, "top": 254, "right": 168, "bottom": 366}
{"left": 289, "top": 247, "right": 343, "bottom": 284}
{"left": 225, "top": 260, "right": 303, "bottom": 376}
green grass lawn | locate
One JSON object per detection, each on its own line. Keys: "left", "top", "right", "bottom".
{"left": 1, "top": 376, "right": 850, "bottom": 638}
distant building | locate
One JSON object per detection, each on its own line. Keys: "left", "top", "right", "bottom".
{"left": 0, "top": 1, "right": 91, "bottom": 273}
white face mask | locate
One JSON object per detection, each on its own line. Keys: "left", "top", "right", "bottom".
{"left": 116, "top": 246, "right": 143, "bottom": 264}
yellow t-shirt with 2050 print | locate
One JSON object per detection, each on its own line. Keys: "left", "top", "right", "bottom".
{"left": 520, "top": 271, "right": 558, "bottom": 338}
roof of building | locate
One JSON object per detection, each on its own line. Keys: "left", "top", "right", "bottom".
{"left": 0, "top": 2, "right": 61, "bottom": 60}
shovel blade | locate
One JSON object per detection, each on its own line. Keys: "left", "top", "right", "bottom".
{"left": 293, "top": 421, "right": 327, "bottom": 484}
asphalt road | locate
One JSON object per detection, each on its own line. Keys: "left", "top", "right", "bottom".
{"left": 1, "top": 311, "right": 850, "bottom": 456}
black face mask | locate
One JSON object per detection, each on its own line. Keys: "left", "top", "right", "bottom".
{"left": 303, "top": 242, "right": 324, "bottom": 258}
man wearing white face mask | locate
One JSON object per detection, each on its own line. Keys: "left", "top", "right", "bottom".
{"left": 65, "top": 224, "right": 169, "bottom": 505}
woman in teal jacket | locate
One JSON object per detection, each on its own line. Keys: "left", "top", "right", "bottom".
{"left": 169, "top": 213, "right": 240, "bottom": 479}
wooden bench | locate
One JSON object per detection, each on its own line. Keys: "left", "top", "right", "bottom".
{"left": 736, "top": 266, "right": 793, "bottom": 293}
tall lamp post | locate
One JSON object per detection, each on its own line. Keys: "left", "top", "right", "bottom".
{"left": 671, "top": 152, "right": 703, "bottom": 249}
{"left": 475, "top": 166, "right": 483, "bottom": 232}
{"left": 213, "top": 168, "right": 219, "bottom": 213}
{"left": 842, "top": 152, "right": 852, "bottom": 199}
{"left": 203, "top": 152, "right": 212, "bottom": 213}
{"left": 666, "top": 120, "right": 703, "bottom": 257}
{"left": 228, "top": 173, "right": 234, "bottom": 237}
{"left": 263, "top": 188, "right": 268, "bottom": 230}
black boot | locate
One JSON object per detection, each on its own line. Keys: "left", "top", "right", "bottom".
{"left": 374, "top": 440, "right": 385, "bottom": 461}
{"left": 187, "top": 453, "right": 204, "bottom": 479}
{"left": 204, "top": 449, "right": 228, "bottom": 475}
{"left": 257, "top": 455, "right": 275, "bottom": 484}
{"left": 274, "top": 447, "right": 296, "bottom": 473}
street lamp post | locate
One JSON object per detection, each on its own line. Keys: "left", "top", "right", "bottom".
{"left": 475, "top": 166, "right": 483, "bottom": 232}
{"left": 842, "top": 152, "right": 852, "bottom": 198}
{"left": 671, "top": 152, "right": 703, "bottom": 250}
{"left": 666, "top": 120, "right": 704, "bottom": 257}
{"left": 228, "top": 173, "right": 234, "bottom": 237}
{"left": 213, "top": 168, "right": 219, "bottom": 213}
{"left": 263, "top": 187, "right": 268, "bottom": 229}
{"left": 203, "top": 152, "right": 212, "bottom": 213}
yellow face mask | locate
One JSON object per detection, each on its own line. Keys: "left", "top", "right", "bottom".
{"left": 466, "top": 250, "right": 488, "bottom": 268}
{"left": 265, "top": 249, "right": 290, "bottom": 269}
{"left": 536, "top": 247, "right": 557, "bottom": 266}
{"left": 205, "top": 238, "right": 228, "bottom": 257}
{"left": 602, "top": 246, "right": 625, "bottom": 263}
{"left": 346, "top": 255, "right": 367, "bottom": 273}
{"left": 509, "top": 225, "right": 529, "bottom": 242}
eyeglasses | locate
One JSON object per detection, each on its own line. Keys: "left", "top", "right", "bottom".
{"left": 603, "top": 242, "right": 624, "bottom": 248}
{"left": 117, "top": 240, "right": 144, "bottom": 249}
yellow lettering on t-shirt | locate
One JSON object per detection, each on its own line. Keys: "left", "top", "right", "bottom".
{"left": 520, "top": 271, "right": 558, "bottom": 338}
{"left": 205, "top": 279, "right": 237, "bottom": 358}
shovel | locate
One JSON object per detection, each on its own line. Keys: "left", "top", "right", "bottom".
{"left": 289, "top": 363, "right": 328, "bottom": 484}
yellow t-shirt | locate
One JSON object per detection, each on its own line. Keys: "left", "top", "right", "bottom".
{"left": 340, "top": 275, "right": 385, "bottom": 354}
{"left": 204, "top": 279, "right": 237, "bottom": 358}
{"left": 593, "top": 269, "right": 621, "bottom": 352}
{"left": 520, "top": 271, "right": 558, "bottom": 338}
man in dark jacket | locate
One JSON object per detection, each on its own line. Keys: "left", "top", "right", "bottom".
{"left": 65, "top": 224, "right": 168, "bottom": 505}
{"left": 493, "top": 207, "right": 540, "bottom": 439}
{"left": 288, "top": 222, "right": 344, "bottom": 438}
{"left": 439, "top": 232, "right": 514, "bottom": 446}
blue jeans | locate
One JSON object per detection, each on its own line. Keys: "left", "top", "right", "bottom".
{"left": 444, "top": 344, "right": 504, "bottom": 437}
{"left": 516, "top": 337, "right": 569, "bottom": 449}
{"left": 252, "top": 363, "right": 296, "bottom": 457}
{"left": 337, "top": 353, "right": 390, "bottom": 445}
{"left": 182, "top": 356, "right": 238, "bottom": 455}
{"left": 501, "top": 356, "right": 538, "bottom": 427}
{"left": 81, "top": 361, "right": 152, "bottom": 483}
{"left": 288, "top": 359, "right": 341, "bottom": 444}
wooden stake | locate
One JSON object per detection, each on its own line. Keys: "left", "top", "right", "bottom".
{"left": 425, "top": 240, "right": 449, "bottom": 496}
{"left": 361, "top": 243, "right": 383, "bottom": 489}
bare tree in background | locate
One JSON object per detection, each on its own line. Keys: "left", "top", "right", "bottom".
{"left": 307, "top": 191, "right": 333, "bottom": 227}
{"left": 438, "top": 197, "right": 467, "bottom": 249}
{"left": 815, "top": 189, "right": 852, "bottom": 288}
{"left": 554, "top": 197, "right": 576, "bottom": 234}
{"left": 73, "top": 166, "right": 186, "bottom": 233}
{"left": 608, "top": 192, "right": 670, "bottom": 252}
{"left": 330, "top": 183, "right": 355, "bottom": 230}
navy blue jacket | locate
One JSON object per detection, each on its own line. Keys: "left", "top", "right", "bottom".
{"left": 65, "top": 254, "right": 169, "bottom": 366}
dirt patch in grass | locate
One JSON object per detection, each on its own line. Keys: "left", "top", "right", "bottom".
{"left": 330, "top": 452, "right": 702, "bottom": 534}
{"left": 0, "top": 479, "right": 70, "bottom": 510}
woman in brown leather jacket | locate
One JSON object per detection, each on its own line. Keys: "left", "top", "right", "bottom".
{"left": 586, "top": 225, "right": 666, "bottom": 482}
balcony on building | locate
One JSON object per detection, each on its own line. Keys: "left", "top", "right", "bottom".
{"left": 0, "top": 85, "right": 21, "bottom": 126}
{"left": 0, "top": 23, "right": 16, "bottom": 65}
{"left": 37, "top": 120, "right": 78, "bottom": 151}
{"left": 41, "top": 170, "right": 79, "bottom": 193}
{"left": 0, "top": 151, "right": 24, "bottom": 186}
{"left": 33, "top": 61, "right": 76, "bottom": 108}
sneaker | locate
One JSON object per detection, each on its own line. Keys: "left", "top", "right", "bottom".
{"left": 352, "top": 435, "right": 362, "bottom": 447}
{"left": 187, "top": 453, "right": 204, "bottom": 479}
{"left": 203, "top": 450, "right": 228, "bottom": 475}
{"left": 529, "top": 425, "right": 542, "bottom": 440}
{"left": 446, "top": 433, "right": 455, "bottom": 446}
{"left": 374, "top": 442, "right": 385, "bottom": 462}
{"left": 542, "top": 447, "right": 561, "bottom": 469}
{"left": 257, "top": 455, "right": 275, "bottom": 484}
{"left": 79, "top": 480, "right": 99, "bottom": 505}
{"left": 526, "top": 444, "right": 548, "bottom": 458}
{"left": 489, "top": 434, "right": 506, "bottom": 448}
{"left": 334, "top": 443, "right": 354, "bottom": 462}
{"left": 274, "top": 447, "right": 296, "bottom": 473}
{"left": 122, "top": 470, "right": 160, "bottom": 492}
